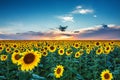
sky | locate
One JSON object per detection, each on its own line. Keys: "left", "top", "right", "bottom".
{"left": 0, "top": 0, "right": 120, "bottom": 40}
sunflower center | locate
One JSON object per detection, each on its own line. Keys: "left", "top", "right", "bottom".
{"left": 104, "top": 73, "right": 110, "bottom": 79}
{"left": 0, "top": 47, "right": 2, "bottom": 50}
{"left": 87, "top": 45, "right": 89, "bottom": 47}
{"left": 23, "top": 53, "right": 35, "bottom": 64}
{"left": 75, "top": 44, "right": 78, "bottom": 47}
{"left": 5, "top": 44, "right": 8, "bottom": 47}
{"left": 43, "top": 52, "right": 46, "bottom": 55}
{"left": 106, "top": 47, "right": 109, "bottom": 50}
{"left": 60, "top": 50, "right": 63, "bottom": 53}
{"left": 3, "top": 56, "right": 6, "bottom": 58}
{"left": 41, "top": 48, "right": 44, "bottom": 51}
{"left": 7, "top": 49, "right": 10, "bottom": 51}
{"left": 98, "top": 49, "right": 101, "bottom": 53}
{"left": 67, "top": 51, "right": 70, "bottom": 54}
{"left": 76, "top": 53, "right": 79, "bottom": 56}
{"left": 15, "top": 54, "right": 20, "bottom": 60}
{"left": 14, "top": 45, "right": 17, "bottom": 48}
{"left": 15, "top": 50, "right": 18, "bottom": 53}
{"left": 50, "top": 46, "right": 54, "bottom": 50}
{"left": 57, "top": 68, "right": 61, "bottom": 74}
{"left": 96, "top": 42, "right": 99, "bottom": 45}
{"left": 45, "top": 47, "right": 47, "bottom": 50}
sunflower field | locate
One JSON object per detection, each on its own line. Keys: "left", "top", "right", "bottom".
{"left": 0, "top": 40, "right": 120, "bottom": 80}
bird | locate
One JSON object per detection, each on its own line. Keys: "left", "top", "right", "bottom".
{"left": 58, "top": 25, "right": 68, "bottom": 32}
{"left": 102, "top": 24, "right": 108, "bottom": 29}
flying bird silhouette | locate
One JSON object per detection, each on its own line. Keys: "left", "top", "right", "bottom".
{"left": 58, "top": 25, "right": 68, "bottom": 32}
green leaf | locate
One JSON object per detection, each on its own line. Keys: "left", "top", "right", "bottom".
{"left": 113, "top": 70, "right": 119, "bottom": 74}
{"left": 76, "top": 74, "right": 84, "bottom": 80}
{"left": 39, "top": 64, "right": 43, "bottom": 67}
{"left": 47, "top": 73, "right": 54, "bottom": 77}
{"left": 0, "top": 76, "right": 6, "bottom": 79}
{"left": 32, "top": 74, "right": 46, "bottom": 80}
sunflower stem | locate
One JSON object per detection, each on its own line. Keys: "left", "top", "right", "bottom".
{"left": 6, "top": 55, "right": 9, "bottom": 80}
{"left": 94, "top": 54, "right": 97, "bottom": 80}
{"left": 105, "top": 54, "right": 107, "bottom": 68}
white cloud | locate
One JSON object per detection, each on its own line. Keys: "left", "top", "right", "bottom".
{"left": 76, "top": 5, "right": 82, "bottom": 9}
{"left": 56, "top": 5, "right": 95, "bottom": 22}
{"left": 72, "top": 9, "right": 93, "bottom": 14}
{"left": 57, "top": 16, "right": 74, "bottom": 22}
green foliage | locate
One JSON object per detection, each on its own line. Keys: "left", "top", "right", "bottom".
{"left": 0, "top": 41, "right": 120, "bottom": 80}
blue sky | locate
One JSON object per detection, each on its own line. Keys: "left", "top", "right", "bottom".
{"left": 0, "top": 0, "right": 120, "bottom": 40}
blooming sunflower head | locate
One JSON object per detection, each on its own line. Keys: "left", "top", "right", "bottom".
{"left": 11, "top": 52, "right": 21, "bottom": 65}
{"left": 74, "top": 43, "right": 80, "bottom": 49}
{"left": 95, "top": 42, "right": 101, "bottom": 47}
{"left": 58, "top": 48, "right": 64, "bottom": 55}
{"left": 42, "top": 51, "right": 48, "bottom": 57}
{"left": 0, "top": 46, "right": 4, "bottom": 52}
{"left": 101, "top": 69, "right": 113, "bottom": 80}
{"left": 75, "top": 52, "right": 81, "bottom": 58}
{"left": 6, "top": 47, "right": 11, "bottom": 53}
{"left": 104, "top": 46, "right": 111, "bottom": 54}
{"left": 14, "top": 49, "right": 20, "bottom": 53}
{"left": 54, "top": 65, "right": 64, "bottom": 78}
{"left": 18, "top": 50, "right": 42, "bottom": 71}
{"left": 49, "top": 45, "right": 56, "bottom": 53}
{"left": 0, "top": 54, "right": 8, "bottom": 61}
{"left": 96, "top": 47, "right": 103, "bottom": 55}
{"left": 86, "top": 48, "right": 91, "bottom": 54}
{"left": 66, "top": 49, "right": 72, "bottom": 56}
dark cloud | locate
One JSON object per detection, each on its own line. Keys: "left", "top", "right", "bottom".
{"left": 0, "top": 25, "right": 120, "bottom": 40}
{"left": 76, "top": 25, "right": 120, "bottom": 40}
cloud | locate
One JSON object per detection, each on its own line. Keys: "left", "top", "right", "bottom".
{"left": 76, "top": 5, "right": 82, "bottom": 9}
{"left": 75, "top": 24, "right": 120, "bottom": 40}
{"left": 57, "top": 5, "right": 94, "bottom": 22}
{"left": 57, "top": 16, "right": 74, "bottom": 22}
{"left": 0, "top": 24, "right": 120, "bottom": 40}
{"left": 72, "top": 9, "right": 93, "bottom": 14}
{"left": 71, "top": 5, "right": 94, "bottom": 15}
{"left": 0, "top": 30, "right": 75, "bottom": 40}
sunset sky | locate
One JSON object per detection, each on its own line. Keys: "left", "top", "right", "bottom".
{"left": 0, "top": 0, "right": 120, "bottom": 40}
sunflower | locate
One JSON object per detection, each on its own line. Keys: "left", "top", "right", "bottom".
{"left": 13, "top": 49, "right": 20, "bottom": 53}
{"left": 96, "top": 47, "right": 103, "bottom": 55}
{"left": 110, "top": 46, "right": 114, "bottom": 52}
{"left": 86, "top": 44, "right": 90, "bottom": 49}
{"left": 79, "top": 49, "right": 84, "bottom": 55}
{"left": 58, "top": 48, "right": 64, "bottom": 55}
{"left": 11, "top": 52, "right": 21, "bottom": 64}
{"left": 101, "top": 69, "right": 113, "bottom": 80}
{"left": 48, "top": 45, "right": 56, "bottom": 53}
{"left": 86, "top": 48, "right": 91, "bottom": 54}
{"left": 42, "top": 51, "right": 48, "bottom": 57}
{"left": 74, "top": 43, "right": 79, "bottom": 49}
{"left": 18, "top": 50, "right": 41, "bottom": 71}
{"left": 40, "top": 48, "right": 45, "bottom": 52}
{"left": 6, "top": 47, "right": 11, "bottom": 53}
{"left": 4, "top": 43, "right": 9, "bottom": 48}
{"left": 104, "top": 46, "right": 111, "bottom": 54}
{"left": 66, "top": 49, "right": 72, "bottom": 56}
{"left": 75, "top": 52, "right": 81, "bottom": 58}
{"left": 0, "top": 46, "right": 4, "bottom": 52}
{"left": 54, "top": 65, "right": 64, "bottom": 78}
{"left": 95, "top": 42, "right": 101, "bottom": 47}
{"left": 12, "top": 43, "right": 18, "bottom": 49}
{"left": 0, "top": 54, "right": 8, "bottom": 61}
